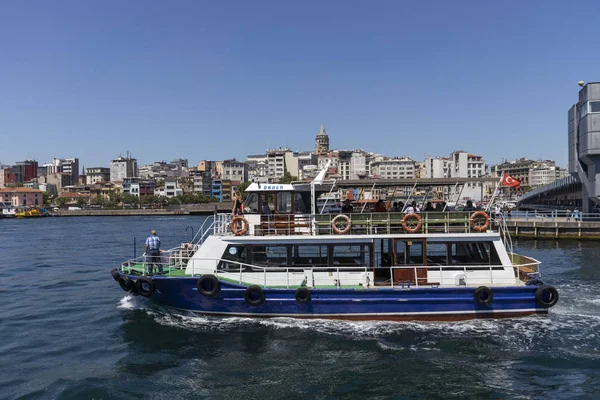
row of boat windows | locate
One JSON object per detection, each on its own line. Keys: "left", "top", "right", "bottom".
{"left": 218, "top": 241, "right": 502, "bottom": 270}
{"left": 243, "top": 192, "right": 311, "bottom": 214}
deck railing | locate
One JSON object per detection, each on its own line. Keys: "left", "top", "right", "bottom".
{"left": 214, "top": 211, "right": 500, "bottom": 237}
{"left": 120, "top": 253, "right": 540, "bottom": 288}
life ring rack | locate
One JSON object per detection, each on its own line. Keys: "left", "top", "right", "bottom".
{"left": 402, "top": 213, "right": 422, "bottom": 233}
{"left": 331, "top": 214, "right": 352, "bottom": 234}
{"left": 470, "top": 211, "right": 490, "bottom": 232}
{"left": 230, "top": 216, "right": 249, "bottom": 236}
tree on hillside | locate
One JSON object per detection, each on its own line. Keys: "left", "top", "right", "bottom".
{"left": 55, "top": 197, "right": 68, "bottom": 208}
{"left": 279, "top": 172, "right": 297, "bottom": 184}
{"left": 236, "top": 181, "right": 251, "bottom": 199}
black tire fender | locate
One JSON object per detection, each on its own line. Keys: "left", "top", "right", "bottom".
{"left": 135, "top": 277, "right": 156, "bottom": 297}
{"left": 244, "top": 285, "right": 265, "bottom": 306}
{"left": 535, "top": 285, "right": 559, "bottom": 308}
{"left": 474, "top": 286, "right": 493, "bottom": 305}
{"left": 295, "top": 287, "right": 311, "bottom": 304}
{"left": 118, "top": 276, "right": 133, "bottom": 292}
{"left": 111, "top": 268, "right": 120, "bottom": 281}
{"left": 197, "top": 275, "right": 221, "bottom": 296}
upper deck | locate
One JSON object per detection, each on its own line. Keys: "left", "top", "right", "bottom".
{"left": 220, "top": 210, "right": 495, "bottom": 237}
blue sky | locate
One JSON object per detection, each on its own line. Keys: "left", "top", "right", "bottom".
{"left": 0, "top": 0, "right": 597, "bottom": 169}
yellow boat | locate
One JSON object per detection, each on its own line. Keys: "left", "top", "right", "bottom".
{"left": 15, "top": 208, "right": 48, "bottom": 218}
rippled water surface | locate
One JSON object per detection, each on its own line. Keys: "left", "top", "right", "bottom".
{"left": 1, "top": 216, "right": 600, "bottom": 399}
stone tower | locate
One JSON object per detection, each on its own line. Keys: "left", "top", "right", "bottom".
{"left": 314, "top": 122, "right": 330, "bottom": 154}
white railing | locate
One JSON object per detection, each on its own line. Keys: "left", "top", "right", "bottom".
{"left": 212, "top": 211, "right": 499, "bottom": 237}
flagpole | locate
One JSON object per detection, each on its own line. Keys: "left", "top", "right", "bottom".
{"left": 485, "top": 174, "right": 504, "bottom": 212}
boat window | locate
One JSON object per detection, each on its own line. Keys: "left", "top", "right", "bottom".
{"left": 251, "top": 245, "right": 288, "bottom": 268}
{"left": 218, "top": 245, "right": 248, "bottom": 271}
{"left": 291, "top": 245, "right": 328, "bottom": 268}
{"left": 395, "top": 240, "right": 424, "bottom": 265}
{"left": 426, "top": 242, "right": 448, "bottom": 266}
{"left": 243, "top": 193, "right": 259, "bottom": 214}
{"left": 332, "top": 244, "right": 371, "bottom": 268}
{"left": 449, "top": 242, "right": 501, "bottom": 265}
{"left": 261, "top": 193, "right": 275, "bottom": 215}
{"left": 276, "top": 192, "right": 292, "bottom": 213}
{"left": 294, "top": 192, "right": 310, "bottom": 213}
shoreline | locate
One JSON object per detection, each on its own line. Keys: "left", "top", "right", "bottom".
{"left": 51, "top": 202, "right": 232, "bottom": 217}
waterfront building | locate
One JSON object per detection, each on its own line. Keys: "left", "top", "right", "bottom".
{"left": 338, "top": 151, "right": 369, "bottom": 181}
{"left": 86, "top": 167, "right": 110, "bottom": 184}
{"left": 197, "top": 160, "right": 214, "bottom": 175}
{"left": 568, "top": 81, "right": 600, "bottom": 212}
{"left": 122, "top": 178, "right": 155, "bottom": 197}
{"left": 192, "top": 171, "right": 212, "bottom": 195}
{"left": 14, "top": 160, "right": 38, "bottom": 183}
{"left": 266, "top": 148, "right": 290, "bottom": 183}
{"left": 424, "top": 151, "right": 489, "bottom": 201}
{"left": 314, "top": 122, "right": 330, "bottom": 154}
{"left": 492, "top": 158, "right": 562, "bottom": 191}
{"left": 0, "top": 166, "right": 14, "bottom": 188}
{"left": 317, "top": 151, "right": 339, "bottom": 172}
{"left": 110, "top": 154, "right": 138, "bottom": 182}
{"left": 154, "top": 178, "right": 182, "bottom": 198}
{"left": 284, "top": 151, "right": 317, "bottom": 180}
{"left": 44, "top": 158, "right": 79, "bottom": 185}
{"left": 0, "top": 187, "right": 44, "bottom": 207}
{"left": 246, "top": 156, "right": 268, "bottom": 183}
{"left": 211, "top": 179, "right": 223, "bottom": 201}
{"left": 39, "top": 172, "right": 72, "bottom": 195}
{"left": 370, "top": 156, "right": 416, "bottom": 180}
{"left": 221, "top": 159, "right": 248, "bottom": 183}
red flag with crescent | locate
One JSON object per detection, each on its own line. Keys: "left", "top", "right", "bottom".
{"left": 501, "top": 173, "right": 521, "bottom": 187}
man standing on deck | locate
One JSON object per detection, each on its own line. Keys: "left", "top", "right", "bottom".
{"left": 145, "top": 230, "right": 162, "bottom": 275}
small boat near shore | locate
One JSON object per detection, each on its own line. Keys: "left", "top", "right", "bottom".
{"left": 1, "top": 202, "right": 17, "bottom": 218}
{"left": 111, "top": 174, "right": 559, "bottom": 322}
{"left": 15, "top": 207, "right": 49, "bottom": 218}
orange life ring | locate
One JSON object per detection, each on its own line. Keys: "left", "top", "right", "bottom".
{"left": 230, "top": 216, "right": 249, "bottom": 236}
{"left": 470, "top": 211, "right": 490, "bottom": 232}
{"left": 331, "top": 214, "right": 352, "bottom": 234}
{"left": 402, "top": 213, "right": 422, "bottom": 233}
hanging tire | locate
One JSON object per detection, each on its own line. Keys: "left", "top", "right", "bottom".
{"left": 197, "top": 275, "right": 220, "bottom": 297}
{"left": 244, "top": 285, "right": 265, "bottom": 306}
{"left": 135, "top": 277, "right": 155, "bottom": 297}
{"left": 118, "top": 276, "right": 133, "bottom": 292}
{"left": 295, "top": 287, "right": 311, "bottom": 304}
{"left": 474, "top": 286, "right": 493, "bottom": 305}
{"left": 535, "top": 285, "right": 559, "bottom": 308}
{"left": 111, "top": 268, "right": 120, "bottom": 281}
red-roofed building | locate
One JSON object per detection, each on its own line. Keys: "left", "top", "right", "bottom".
{"left": 0, "top": 187, "right": 44, "bottom": 207}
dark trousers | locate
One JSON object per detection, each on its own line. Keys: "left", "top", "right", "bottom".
{"left": 148, "top": 249, "right": 162, "bottom": 274}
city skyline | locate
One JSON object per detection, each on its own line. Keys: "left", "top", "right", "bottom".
{"left": 2, "top": 1, "right": 600, "bottom": 166}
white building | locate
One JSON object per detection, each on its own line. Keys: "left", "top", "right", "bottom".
{"left": 425, "top": 151, "right": 488, "bottom": 201}
{"left": 110, "top": 155, "right": 138, "bottom": 182}
{"left": 44, "top": 158, "right": 79, "bottom": 184}
{"left": 86, "top": 167, "right": 110, "bottom": 184}
{"left": 222, "top": 159, "right": 248, "bottom": 182}
{"left": 154, "top": 178, "right": 183, "bottom": 198}
{"left": 266, "top": 148, "right": 289, "bottom": 183}
{"left": 247, "top": 155, "right": 268, "bottom": 183}
{"left": 370, "top": 157, "right": 416, "bottom": 179}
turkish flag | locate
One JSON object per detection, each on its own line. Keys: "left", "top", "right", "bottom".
{"left": 501, "top": 173, "right": 521, "bottom": 187}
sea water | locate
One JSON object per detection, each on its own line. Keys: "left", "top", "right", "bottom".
{"left": 0, "top": 216, "right": 599, "bottom": 399}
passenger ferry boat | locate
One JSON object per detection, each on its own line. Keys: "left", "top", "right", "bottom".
{"left": 111, "top": 177, "right": 559, "bottom": 321}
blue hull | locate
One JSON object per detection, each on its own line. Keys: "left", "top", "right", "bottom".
{"left": 119, "top": 273, "right": 550, "bottom": 321}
